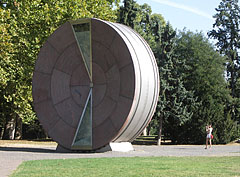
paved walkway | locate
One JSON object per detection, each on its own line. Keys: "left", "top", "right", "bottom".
{"left": 0, "top": 143, "right": 239, "bottom": 177}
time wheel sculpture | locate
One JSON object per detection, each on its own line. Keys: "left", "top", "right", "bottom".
{"left": 32, "top": 18, "right": 159, "bottom": 151}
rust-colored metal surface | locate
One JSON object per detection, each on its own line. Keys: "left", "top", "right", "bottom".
{"left": 33, "top": 18, "right": 159, "bottom": 151}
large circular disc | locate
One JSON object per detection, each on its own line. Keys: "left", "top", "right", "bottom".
{"left": 32, "top": 18, "right": 159, "bottom": 150}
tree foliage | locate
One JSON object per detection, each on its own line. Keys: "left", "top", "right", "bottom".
{"left": 154, "top": 25, "right": 197, "bottom": 144}
{"left": 117, "top": 0, "right": 239, "bottom": 144}
{"left": 117, "top": 0, "right": 165, "bottom": 46}
{"left": 176, "top": 31, "right": 239, "bottom": 144}
{"left": 208, "top": 0, "right": 240, "bottom": 122}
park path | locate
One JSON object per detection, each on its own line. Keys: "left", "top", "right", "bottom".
{"left": 0, "top": 142, "right": 239, "bottom": 177}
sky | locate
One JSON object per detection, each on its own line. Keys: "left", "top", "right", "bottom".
{"left": 135, "top": 0, "right": 222, "bottom": 36}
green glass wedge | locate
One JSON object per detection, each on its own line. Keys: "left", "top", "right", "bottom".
{"left": 72, "top": 90, "right": 92, "bottom": 149}
{"left": 73, "top": 23, "right": 91, "bottom": 77}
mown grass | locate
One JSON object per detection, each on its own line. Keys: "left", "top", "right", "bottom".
{"left": 11, "top": 156, "right": 240, "bottom": 177}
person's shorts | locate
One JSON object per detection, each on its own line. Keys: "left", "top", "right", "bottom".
{"left": 206, "top": 134, "right": 211, "bottom": 139}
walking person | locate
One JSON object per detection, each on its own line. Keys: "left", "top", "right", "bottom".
{"left": 205, "top": 124, "right": 213, "bottom": 149}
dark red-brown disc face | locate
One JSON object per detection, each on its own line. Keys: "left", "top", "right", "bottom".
{"left": 33, "top": 19, "right": 135, "bottom": 150}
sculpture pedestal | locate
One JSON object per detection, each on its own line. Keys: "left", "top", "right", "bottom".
{"left": 56, "top": 142, "right": 134, "bottom": 153}
{"left": 96, "top": 142, "right": 134, "bottom": 152}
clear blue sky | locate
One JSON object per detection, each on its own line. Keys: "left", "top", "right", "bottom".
{"left": 135, "top": 0, "right": 222, "bottom": 36}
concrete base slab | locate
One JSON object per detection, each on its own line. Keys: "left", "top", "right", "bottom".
{"left": 56, "top": 142, "right": 134, "bottom": 153}
{"left": 96, "top": 142, "right": 134, "bottom": 152}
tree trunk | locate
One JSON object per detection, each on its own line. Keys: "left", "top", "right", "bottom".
{"left": 157, "top": 116, "right": 163, "bottom": 146}
{"left": 2, "top": 115, "right": 16, "bottom": 140}
{"left": 15, "top": 115, "right": 22, "bottom": 140}
{"left": 143, "top": 127, "right": 147, "bottom": 136}
{"left": 0, "top": 127, "right": 3, "bottom": 139}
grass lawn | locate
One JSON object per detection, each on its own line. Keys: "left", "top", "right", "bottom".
{"left": 11, "top": 156, "right": 240, "bottom": 177}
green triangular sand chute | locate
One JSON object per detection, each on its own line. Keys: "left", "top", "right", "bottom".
{"left": 72, "top": 90, "right": 92, "bottom": 149}
{"left": 73, "top": 23, "right": 91, "bottom": 78}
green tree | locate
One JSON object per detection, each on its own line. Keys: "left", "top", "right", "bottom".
{"left": 0, "top": 0, "right": 117, "bottom": 139}
{"left": 176, "top": 30, "right": 239, "bottom": 144}
{"left": 153, "top": 24, "right": 196, "bottom": 145}
{"left": 118, "top": 0, "right": 139, "bottom": 28}
{"left": 208, "top": 0, "right": 240, "bottom": 122}
{"left": 0, "top": 8, "right": 15, "bottom": 138}
{"left": 150, "top": 13, "right": 166, "bottom": 41}
{"left": 118, "top": 1, "right": 165, "bottom": 48}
